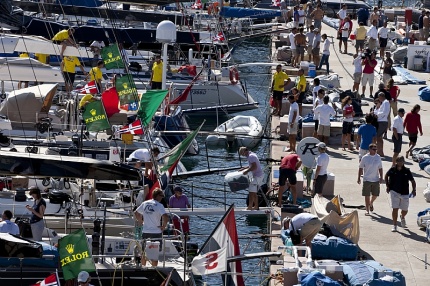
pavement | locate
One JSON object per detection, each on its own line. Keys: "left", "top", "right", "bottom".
{"left": 268, "top": 20, "right": 430, "bottom": 286}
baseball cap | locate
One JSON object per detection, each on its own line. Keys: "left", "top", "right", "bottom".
{"left": 77, "top": 271, "right": 90, "bottom": 283}
{"left": 299, "top": 4, "right": 303, "bottom": 7}
{"left": 398, "top": 108, "right": 405, "bottom": 113}
{"left": 173, "top": 186, "right": 183, "bottom": 192}
{"left": 313, "top": 28, "right": 319, "bottom": 32}
{"left": 317, "top": 142, "right": 327, "bottom": 149}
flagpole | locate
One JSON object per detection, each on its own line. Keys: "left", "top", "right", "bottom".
{"left": 197, "top": 204, "right": 234, "bottom": 256}
{"left": 224, "top": 239, "right": 228, "bottom": 286}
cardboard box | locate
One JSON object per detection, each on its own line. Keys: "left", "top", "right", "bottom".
{"left": 302, "top": 122, "right": 315, "bottom": 138}
{"left": 279, "top": 116, "right": 290, "bottom": 136}
{"left": 315, "top": 260, "right": 344, "bottom": 281}
{"left": 12, "top": 176, "right": 29, "bottom": 190}
{"left": 282, "top": 267, "right": 299, "bottom": 286}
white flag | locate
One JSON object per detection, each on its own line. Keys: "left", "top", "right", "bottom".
{"left": 191, "top": 247, "right": 227, "bottom": 275}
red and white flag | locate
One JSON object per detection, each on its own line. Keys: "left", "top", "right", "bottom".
{"left": 271, "top": 0, "right": 281, "bottom": 6}
{"left": 191, "top": 0, "right": 202, "bottom": 9}
{"left": 213, "top": 32, "right": 226, "bottom": 42}
{"left": 197, "top": 205, "right": 244, "bottom": 286}
{"left": 32, "top": 273, "right": 59, "bottom": 286}
{"left": 76, "top": 80, "right": 98, "bottom": 94}
{"left": 117, "top": 119, "right": 144, "bottom": 135}
{"left": 192, "top": 247, "right": 227, "bottom": 275}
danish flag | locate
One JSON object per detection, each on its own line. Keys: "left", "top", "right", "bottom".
{"left": 76, "top": 80, "right": 98, "bottom": 94}
{"left": 272, "top": 0, "right": 281, "bottom": 6}
{"left": 117, "top": 119, "right": 144, "bottom": 135}
{"left": 191, "top": 0, "right": 202, "bottom": 9}
{"left": 32, "top": 273, "right": 59, "bottom": 286}
{"left": 213, "top": 32, "right": 225, "bottom": 42}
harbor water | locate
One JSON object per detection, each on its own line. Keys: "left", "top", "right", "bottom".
{"left": 176, "top": 39, "right": 273, "bottom": 285}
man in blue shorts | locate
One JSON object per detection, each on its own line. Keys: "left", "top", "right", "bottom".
{"left": 356, "top": 114, "right": 377, "bottom": 161}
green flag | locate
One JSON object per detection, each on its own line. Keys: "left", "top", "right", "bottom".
{"left": 116, "top": 75, "right": 138, "bottom": 107}
{"left": 137, "top": 89, "right": 168, "bottom": 126}
{"left": 101, "top": 44, "right": 124, "bottom": 70}
{"left": 159, "top": 121, "right": 204, "bottom": 173}
{"left": 83, "top": 101, "right": 111, "bottom": 132}
{"left": 58, "top": 229, "right": 95, "bottom": 281}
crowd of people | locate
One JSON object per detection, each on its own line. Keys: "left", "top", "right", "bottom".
{"left": 271, "top": 4, "right": 425, "bottom": 236}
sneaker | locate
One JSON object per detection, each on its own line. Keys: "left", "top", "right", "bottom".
{"left": 369, "top": 94, "right": 374, "bottom": 98}
{"left": 400, "top": 216, "right": 407, "bottom": 228}
{"left": 391, "top": 225, "right": 397, "bottom": 232}
{"left": 360, "top": 94, "right": 365, "bottom": 98}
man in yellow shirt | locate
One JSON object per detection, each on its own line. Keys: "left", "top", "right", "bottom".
{"left": 295, "top": 69, "right": 307, "bottom": 116}
{"left": 79, "top": 94, "right": 96, "bottom": 109}
{"left": 354, "top": 22, "right": 367, "bottom": 54}
{"left": 61, "top": 56, "right": 86, "bottom": 93}
{"left": 18, "top": 52, "right": 30, "bottom": 89}
{"left": 87, "top": 60, "right": 104, "bottom": 93}
{"left": 150, "top": 56, "right": 163, "bottom": 89}
{"left": 271, "top": 64, "right": 291, "bottom": 116}
{"left": 52, "top": 28, "right": 77, "bottom": 58}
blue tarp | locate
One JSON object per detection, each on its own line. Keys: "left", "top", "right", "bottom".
{"left": 220, "top": 7, "right": 281, "bottom": 19}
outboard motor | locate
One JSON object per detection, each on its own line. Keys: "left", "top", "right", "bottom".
{"left": 14, "top": 188, "right": 27, "bottom": 202}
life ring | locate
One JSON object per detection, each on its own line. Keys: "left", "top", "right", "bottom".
{"left": 229, "top": 67, "right": 239, "bottom": 84}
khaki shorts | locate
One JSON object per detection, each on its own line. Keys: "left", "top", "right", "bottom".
{"left": 362, "top": 181, "right": 380, "bottom": 196}
{"left": 361, "top": 73, "right": 374, "bottom": 87}
{"left": 288, "top": 122, "right": 298, "bottom": 135}
{"left": 390, "top": 190, "right": 409, "bottom": 211}
{"left": 317, "top": 124, "right": 330, "bottom": 137}
{"left": 382, "top": 73, "right": 391, "bottom": 85}
{"left": 353, "top": 72, "right": 362, "bottom": 84}
{"left": 300, "top": 218, "right": 323, "bottom": 242}
{"left": 307, "top": 46, "right": 313, "bottom": 56}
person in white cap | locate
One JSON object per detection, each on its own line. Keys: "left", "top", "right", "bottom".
{"left": 313, "top": 142, "right": 329, "bottom": 196}
{"left": 77, "top": 271, "right": 93, "bottom": 286}
{"left": 127, "top": 147, "right": 160, "bottom": 178}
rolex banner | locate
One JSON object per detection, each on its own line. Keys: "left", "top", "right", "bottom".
{"left": 82, "top": 101, "right": 111, "bottom": 132}
{"left": 58, "top": 229, "right": 95, "bottom": 281}
{"left": 115, "top": 75, "right": 138, "bottom": 107}
{"left": 101, "top": 44, "right": 124, "bottom": 70}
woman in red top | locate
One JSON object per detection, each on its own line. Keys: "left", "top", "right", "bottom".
{"left": 387, "top": 78, "right": 400, "bottom": 120}
{"left": 403, "top": 104, "right": 423, "bottom": 158}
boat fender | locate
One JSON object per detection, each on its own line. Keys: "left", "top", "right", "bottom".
{"left": 229, "top": 67, "right": 239, "bottom": 84}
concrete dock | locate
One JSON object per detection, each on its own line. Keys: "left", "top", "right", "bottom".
{"left": 268, "top": 20, "right": 430, "bottom": 286}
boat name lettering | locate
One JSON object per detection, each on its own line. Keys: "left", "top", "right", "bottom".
{"left": 414, "top": 48, "right": 429, "bottom": 56}
{"left": 177, "top": 89, "right": 206, "bottom": 95}
{"left": 85, "top": 114, "right": 107, "bottom": 123}
{"left": 104, "top": 56, "right": 122, "bottom": 65}
{"left": 118, "top": 87, "right": 137, "bottom": 96}
{"left": 60, "top": 250, "right": 90, "bottom": 267}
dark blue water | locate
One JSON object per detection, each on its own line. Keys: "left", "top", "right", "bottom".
{"left": 175, "top": 39, "right": 274, "bottom": 285}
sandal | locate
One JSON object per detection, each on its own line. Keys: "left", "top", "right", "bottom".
{"left": 370, "top": 205, "right": 374, "bottom": 212}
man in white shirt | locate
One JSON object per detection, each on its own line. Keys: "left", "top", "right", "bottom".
{"left": 283, "top": 213, "right": 322, "bottom": 246}
{"left": 337, "top": 4, "right": 347, "bottom": 20}
{"left": 239, "top": 147, "right": 264, "bottom": 210}
{"left": 0, "top": 210, "right": 19, "bottom": 235}
{"left": 287, "top": 94, "right": 299, "bottom": 152}
{"left": 289, "top": 28, "right": 297, "bottom": 67}
{"left": 375, "top": 92, "right": 390, "bottom": 156}
{"left": 298, "top": 5, "right": 306, "bottom": 27}
{"left": 90, "top": 40, "right": 105, "bottom": 66}
{"left": 358, "top": 143, "right": 383, "bottom": 215}
{"left": 306, "top": 25, "right": 315, "bottom": 62}
{"left": 352, "top": 54, "right": 363, "bottom": 93}
{"left": 134, "top": 188, "right": 168, "bottom": 266}
{"left": 378, "top": 21, "right": 390, "bottom": 58}
{"left": 339, "top": 16, "right": 350, "bottom": 54}
{"left": 314, "top": 95, "right": 336, "bottom": 144}
{"left": 391, "top": 108, "right": 405, "bottom": 166}
{"left": 127, "top": 147, "right": 160, "bottom": 178}
{"left": 317, "top": 33, "right": 330, "bottom": 74}
{"left": 312, "top": 28, "right": 321, "bottom": 67}
{"left": 313, "top": 142, "right": 329, "bottom": 197}
{"left": 367, "top": 20, "right": 378, "bottom": 51}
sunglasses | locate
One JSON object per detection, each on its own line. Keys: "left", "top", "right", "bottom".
{"left": 371, "top": 148, "right": 377, "bottom": 150}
